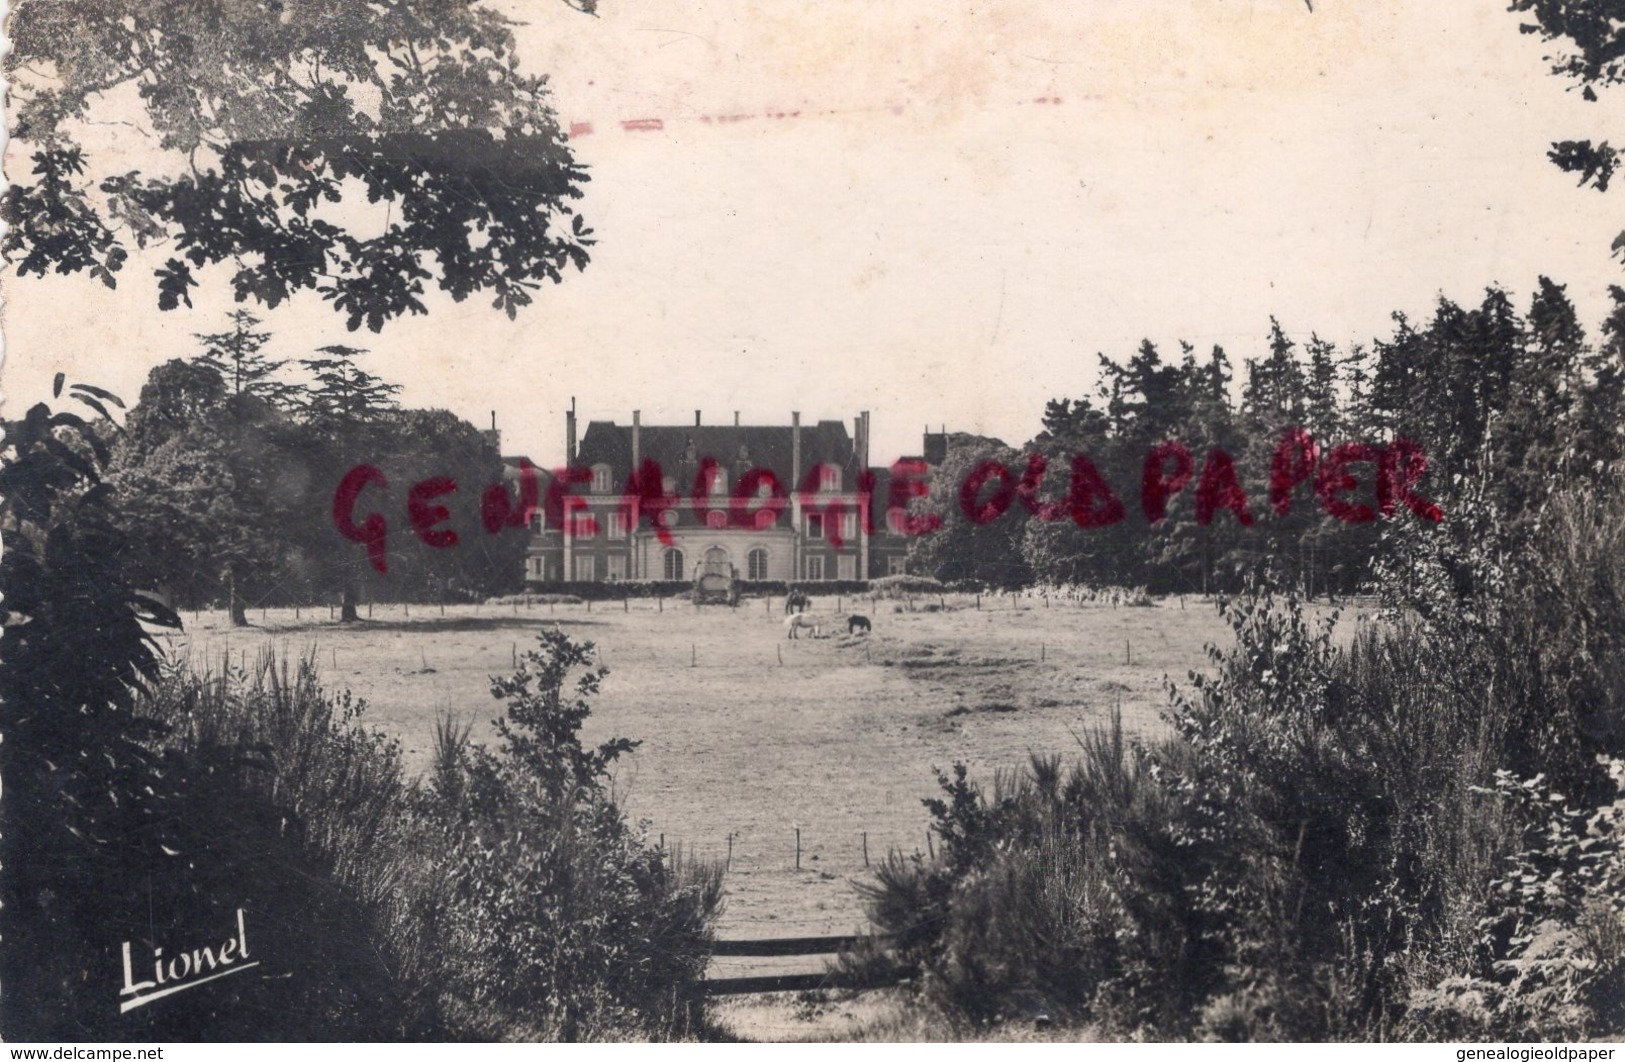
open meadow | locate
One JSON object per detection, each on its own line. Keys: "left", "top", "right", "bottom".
{"left": 159, "top": 592, "right": 1362, "bottom": 953}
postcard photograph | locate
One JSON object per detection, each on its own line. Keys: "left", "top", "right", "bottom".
{"left": 3, "top": 0, "right": 1625, "bottom": 1044}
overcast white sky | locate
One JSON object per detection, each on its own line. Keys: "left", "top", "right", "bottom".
{"left": 5, "top": 0, "right": 1624, "bottom": 465}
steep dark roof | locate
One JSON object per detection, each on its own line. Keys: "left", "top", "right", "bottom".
{"left": 576, "top": 420, "right": 857, "bottom": 488}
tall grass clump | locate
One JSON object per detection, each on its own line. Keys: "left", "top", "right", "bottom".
{"left": 860, "top": 479, "right": 1625, "bottom": 1040}
{"left": 138, "top": 629, "right": 722, "bottom": 1040}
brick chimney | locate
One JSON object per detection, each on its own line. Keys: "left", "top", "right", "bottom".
{"left": 566, "top": 398, "right": 577, "bottom": 464}
{"left": 632, "top": 410, "right": 641, "bottom": 470}
{"left": 791, "top": 411, "right": 802, "bottom": 488}
{"left": 482, "top": 410, "right": 501, "bottom": 454}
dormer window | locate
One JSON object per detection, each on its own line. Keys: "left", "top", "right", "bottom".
{"left": 819, "top": 465, "right": 840, "bottom": 492}
{"left": 707, "top": 510, "right": 728, "bottom": 529}
{"left": 591, "top": 463, "right": 614, "bottom": 493}
{"left": 708, "top": 467, "right": 729, "bottom": 494}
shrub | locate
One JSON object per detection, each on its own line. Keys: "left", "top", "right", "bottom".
{"left": 414, "top": 628, "right": 723, "bottom": 1038}
{"left": 0, "top": 382, "right": 191, "bottom": 1039}
{"left": 129, "top": 631, "right": 723, "bottom": 1040}
{"left": 857, "top": 714, "right": 1198, "bottom": 1032}
{"left": 487, "top": 591, "right": 584, "bottom": 605}
{"left": 138, "top": 653, "right": 432, "bottom": 1039}
{"left": 859, "top": 555, "right": 1624, "bottom": 1038}
{"left": 869, "top": 574, "right": 947, "bottom": 598}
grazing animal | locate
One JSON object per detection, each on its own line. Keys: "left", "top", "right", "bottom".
{"left": 847, "top": 614, "right": 872, "bottom": 635}
{"left": 784, "top": 589, "right": 810, "bottom": 614}
{"left": 784, "top": 613, "right": 821, "bottom": 639}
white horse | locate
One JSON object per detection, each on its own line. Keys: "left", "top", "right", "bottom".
{"left": 783, "top": 613, "right": 821, "bottom": 639}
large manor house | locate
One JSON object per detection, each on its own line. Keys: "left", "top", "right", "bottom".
{"left": 515, "top": 408, "right": 949, "bottom": 585}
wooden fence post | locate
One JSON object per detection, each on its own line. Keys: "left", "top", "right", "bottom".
{"left": 862, "top": 831, "right": 869, "bottom": 867}
{"left": 727, "top": 833, "right": 733, "bottom": 871}
{"left": 795, "top": 828, "right": 801, "bottom": 870}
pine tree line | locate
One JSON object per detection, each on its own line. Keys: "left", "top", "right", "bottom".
{"left": 910, "top": 278, "right": 1625, "bottom": 594}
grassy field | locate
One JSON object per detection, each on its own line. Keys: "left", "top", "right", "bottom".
{"left": 163, "top": 591, "right": 1251, "bottom": 942}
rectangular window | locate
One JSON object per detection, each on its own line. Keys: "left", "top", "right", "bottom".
{"left": 807, "top": 513, "right": 824, "bottom": 540}
{"left": 820, "top": 466, "right": 840, "bottom": 492}
{"left": 805, "top": 555, "right": 825, "bottom": 581}
{"left": 841, "top": 513, "right": 857, "bottom": 541}
{"left": 888, "top": 554, "right": 907, "bottom": 575}
{"left": 837, "top": 554, "right": 856, "bottom": 580}
{"left": 591, "top": 465, "right": 613, "bottom": 493}
{"left": 606, "top": 555, "right": 627, "bottom": 580}
{"left": 607, "top": 511, "right": 629, "bottom": 539}
{"left": 573, "top": 555, "right": 596, "bottom": 581}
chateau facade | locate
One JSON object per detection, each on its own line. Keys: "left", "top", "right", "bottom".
{"left": 523, "top": 409, "right": 943, "bottom": 585}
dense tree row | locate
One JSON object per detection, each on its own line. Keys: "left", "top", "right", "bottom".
{"left": 910, "top": 279, "right": 1625, "bottom": 594}
{"left": 107, "top": 312, "right": 524, "bottom": 623}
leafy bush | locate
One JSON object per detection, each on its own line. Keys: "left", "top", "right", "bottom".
{"left": 869, "top": 574, "right": 947, "bottom": 598}
{"left": 487, "top": 592, "right": 585, "bottom": 605}
{"left": 858, "top": 715, "right": 1196, "bottom": 1032}
{"left": 0, "top": 381, "right": 191, "bottom": 1039}
{"left": 410, "top": 628, "right": 723, "bottom": 1038}
{"left": 137, "top": 654, "right": 433, "bottom": 1039}
{"left": 138, "top": 632, "right": 723, "bottom": 1040}
{"left": 860, "top": 506, "right": 1625, "bottom": 1039}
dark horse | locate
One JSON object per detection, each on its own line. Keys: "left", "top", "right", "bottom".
{"left": 784, "top": 589, "right": 810, "bottom": 614}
